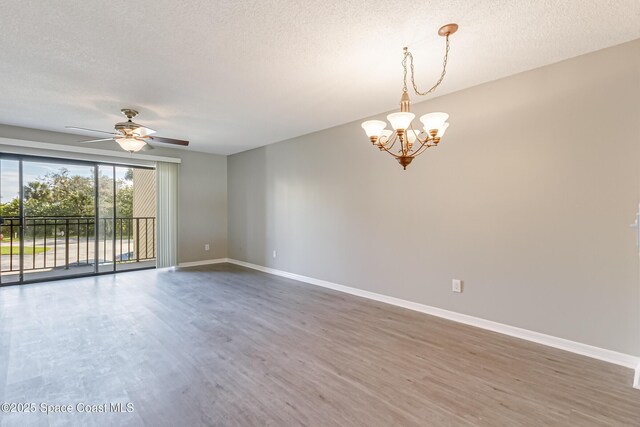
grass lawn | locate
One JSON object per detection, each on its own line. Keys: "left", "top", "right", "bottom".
{"left": 0, "top": 246, "right": 50, "bottom": 255}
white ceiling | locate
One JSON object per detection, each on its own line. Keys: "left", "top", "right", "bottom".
{"left": 0, "top": 0, "right": 639, "bottom": 155}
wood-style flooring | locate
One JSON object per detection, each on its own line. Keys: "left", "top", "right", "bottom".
{"left": 0, "top": 263, "right": 638, "bottom": 426}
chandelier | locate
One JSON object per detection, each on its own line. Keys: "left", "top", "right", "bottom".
{"left": 361, "top": 23, "right": 458, "bottom": 169}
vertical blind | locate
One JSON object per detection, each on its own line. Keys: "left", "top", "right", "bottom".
{"left": 156, "top": 161, "right": 179, "bottom": 267}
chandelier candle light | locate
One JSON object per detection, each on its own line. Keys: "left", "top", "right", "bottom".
{"left": 361, "top": 23, "right": 458, "bottom": 169}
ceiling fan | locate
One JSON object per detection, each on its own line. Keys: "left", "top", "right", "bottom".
{"left": 66, "top": 109, "right": 189, "bottom": 153}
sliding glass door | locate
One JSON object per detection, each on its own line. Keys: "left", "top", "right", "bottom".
{"left": 0, "top": 154, "right": 156, "bottom": 286}
{"left": 0, "top": 158, "right": 21, "bottom": 284}
{"left": 21, "top": 159, "right": 97, "bottom": 281}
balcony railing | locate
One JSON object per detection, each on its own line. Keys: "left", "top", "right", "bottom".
{"left": 0, "top": 216, "right": 156, "bottom": 273}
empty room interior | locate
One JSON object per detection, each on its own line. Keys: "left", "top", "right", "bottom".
{"left": 1, "top": 1, "right": 639, "bottom": 425}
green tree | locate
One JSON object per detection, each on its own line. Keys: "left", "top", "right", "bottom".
{"left": 8, "top": 167, "right": 134, "bottom": 218}
{"left": 1, "top": 167, "right": 137, "bottom": 241}
{"left": 22, "top": 168, "right": 94, "bottom": 216}
{"left": 0, "top": 198, "right": 19, "bottom": 217}
{"left": 116, "top": 183, "right": 133, "bottom": 218}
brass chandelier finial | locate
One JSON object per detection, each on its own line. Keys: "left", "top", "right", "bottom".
{"left": 361, "top": 23, "right": 458, "bottom": 169}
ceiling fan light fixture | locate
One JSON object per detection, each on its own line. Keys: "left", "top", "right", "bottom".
{"left": 116, "top": 137, "right": 146, "bottom": 153}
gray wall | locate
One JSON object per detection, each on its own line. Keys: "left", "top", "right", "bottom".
{"left": 0, "top": 124, "right": 228, "bottom": 263}
{"left": 176, "top": 149, "right": 227, "bottom": 262}
{"left": 228, "top": 40, "right": 640, "bottom": 355}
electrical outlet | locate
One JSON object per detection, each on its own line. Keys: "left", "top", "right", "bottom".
{"left": 452, "top": 279, "right": 463, "bottom": 293}
{"left": 272, "top": 250, "right": 277, "bottom": 258}
{"left": 204, "top": 244, "right": 210, "bottom": 251}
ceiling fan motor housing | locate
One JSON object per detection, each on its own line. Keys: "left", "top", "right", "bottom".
{"left": 115, "top": 109, "right": 141, "bottom": 135}
{"left": 115, "top": 120, "right": 143, "bottom": 134}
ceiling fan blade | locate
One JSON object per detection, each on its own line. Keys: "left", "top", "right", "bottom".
{"left": 135, "top": 126, "right": 156, "bottom": 137}
{"left": 147, "top": 136, "right": 189, "bottom": 146}
{"left": 66, "top": 126, "right": 120, "bottom": 136}
{"left": 141, "top": 142, "right": 155, "bottom": 151}
{"left": 79, "top": 138, "right": 115, "bottom": 143}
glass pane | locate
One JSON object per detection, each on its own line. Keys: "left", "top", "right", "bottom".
{"left": 116, "top": 166, "right": 156, "bottom": 271}
{"left": 97, "top": 165, "right": 115, "bottom": 273}
{"left": 22, "top": 161, "right": 96, "bottom": 281}
{"left": 0, "top": 159, "right": 21, "bottom": 285}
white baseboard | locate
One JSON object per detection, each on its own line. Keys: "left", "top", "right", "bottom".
{"left": 226, "top": 258, "right": 640, "bottom": 378}
{"left": 178, "top": 258, "right": 229, "bottom": 268}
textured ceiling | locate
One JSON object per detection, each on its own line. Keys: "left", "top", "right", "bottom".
{"left": 0, "top": 0, "right": 639, "bottom": 155}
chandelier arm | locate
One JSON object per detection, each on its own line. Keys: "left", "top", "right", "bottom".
{"left": 408, "top": 35, "right": 451, "bottom": 96}
{"left": 408, "top": 124, "right": 422, "bottom": 136}
{"left": 409, "top": 135, "right": 430, "bottom": 152}
{"left": 407, "top": 125, "right": 426, "bottom": 150}
{"left": 380, "top": 134, "right": 399, "bottom": 151}
{"left": 382, "top": 144, "right": 402, "bottom": 158}
{"left": 411, "top": 144, "right": 434, "bottom": 158}
{"left": 377, "top": 140, "right": 401, "bottom": 159}
{"left": 410, "top": 136, "right": 437, "bottom": 156}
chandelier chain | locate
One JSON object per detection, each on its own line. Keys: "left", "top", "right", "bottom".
{"left": 402, "top": 35, "right": 450, "bottom": 96}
